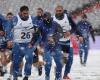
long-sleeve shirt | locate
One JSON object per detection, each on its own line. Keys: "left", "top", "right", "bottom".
{"left": 38, "top": 20, "right": 63, "bottom": 50}
{"left": 77, "top": 20, "right": 95, "bottom": 42}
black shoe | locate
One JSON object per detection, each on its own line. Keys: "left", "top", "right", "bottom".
{"left": 23, "top": 76, "right": 28, "bottom": 80}
{"left": 18, "top": 73, "right": 22, "bottom": 77}
{"left": 38, "top": 67, "right": 42, "bottom": 76}
{"left": 80, "top": 61, "right": 83, "bottom": 65}
{"left": 0, "top": 71, "right": 4, "bottom": 76}
{"left": 45, "top": 76, "right": 50, "bottom": 80}
{"left": 0, "top": 66, "right": 3, "bottom": 76}
{"left": 82, "top": 63, "right": 86, "bottom": 66}
{"left": 0, "top": 66, "right": 7, "bottom": 76}
{"left": 1, "top": 70, "right": 7, "bottom": 76}
{"left": 7, "top": 78, "right": 11, "bottom": 80}
{"left": 80, "top": 57, "right": 83, "bottom": 64}
{"left": 0, "top": 71, "right": 6, "bottom": 76}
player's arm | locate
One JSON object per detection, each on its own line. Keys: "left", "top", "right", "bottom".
{"left": 0, "top": 14, "right": 7, "bottom": 22}
{"left": 6, "top": 16, "right": 18, "bottom": 48}
{"left": 89, "top": 23, "right": 95, "bottom": 43}
{"left": 76, "top": 22, "right": 84, "bottom": 43}
{"left": 67, "top": 14, "right": 83, "bottom": 43}
{"left": 29, "top": 17, "right": 42, "bottom": 49}
{"left": 67, "top": 13, "right": 77, "bottom": 33}
{"left": 53, "top": 22, "right": 63, "bottom": 42}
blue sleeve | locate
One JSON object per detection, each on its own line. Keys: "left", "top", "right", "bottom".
{"left": 32, "top": 16, "right": 42, "bottom": 28}
{"left": 31, "top": 16, "right": 36, "bottom": 24}
{"left": 32, "top": 16, "right": 41, "bottom": 32}
{"left": 0, "top": 14, "right": 9, "bottom": 31}
{"left": 75, "top": 22, "right": 82, "bottom": 36}
{"left": 0, "top": 14, "right": 12, "bottom": 41}
{"left": 12, "top": 16, "right": 18, "bottom": 26}
{"left": 87, "top": 21, "right": 95, "bottom": 42}
{"left": 0, "top": 14, "right": 7, "bottom": 22}
{"left": 6, "top": 16, "right": 18, "bottom": 41}
{"left": 30, "top": 16, "right": 42, "bottom": 46}
{"left": 87, "top": 22, "right": 93, "bottom": 30}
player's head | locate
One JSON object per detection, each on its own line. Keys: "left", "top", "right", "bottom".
{"left": 6, "top": 12, "right": 13, "bottom": 21}
{"left": 82, "top": 14, "right": 87, "bottom": 21}
{"left": 43, "top": 12, "right": 52, "bottom": 26}
{"left": 36, "top": 8, "right": 44, "bottom": 17}
{"left": 55, "top": 5, "right": 64, "bottom": 17}
{"left": 19, "top": 5, "right": 29, "bottom": 21}
{"left": 43, "top": 12, "right": 51, "bottom": 20}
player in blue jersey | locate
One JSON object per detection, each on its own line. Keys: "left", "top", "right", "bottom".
{"left": 0, "top": 14, "right": 12, "bottom": 76}
{"left": 38, "top": 12, "right": 63, "bottom": 80}
{"left": 77, "top": 14, "right": 95, "bottom": 66}
{"left": 32, "top": 8, "right": 44, "bottom": 76}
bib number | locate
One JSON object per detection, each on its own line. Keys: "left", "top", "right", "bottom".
{"left": 21, "top": 32, "right": 31, "bottom": 39}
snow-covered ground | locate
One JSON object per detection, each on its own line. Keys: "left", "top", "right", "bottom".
{"left": 71, "top": 50, "right": 100, "bottom": 80}
{"left": 0, "top": 36, "right": 100, "bottom": 80}
{"left": 0, "top": 49, "right": 99, "bottom": 80}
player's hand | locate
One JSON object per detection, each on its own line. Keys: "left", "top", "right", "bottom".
{"left": 37, "top": 45, "right": 44, "bottom": 54}
{"left": 28, "top": 43, "right": 33, "bottom": 48}
{"left": 0, "top": 31, "right": 5, "bottom": 36}
{"left": 79, "top": 37, "right": 83, "bottom": 43}
{"left": 48, "top": 36, "right": 55, "bottom": 44}
{"left": 7, "top": 41, "right": 13, "bottom": 48}
{"left": 63, "top": 31, "right": 71, "bottom": 38}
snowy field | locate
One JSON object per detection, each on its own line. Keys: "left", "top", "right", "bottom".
{"left": 0, "top": 36, "right": 100, "bottom": 80}
{"left": 0, "top": 50, "right": 99, "bottom": 80}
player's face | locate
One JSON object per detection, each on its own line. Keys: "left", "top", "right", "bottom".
{"left": 55, "top": 7, "right": 64, "bottom": 15}
{"left": 6, "top": 15, "right": 13, "bottom": 21}
{"left": 21, "top": 10, "right": 29, "bottom": 18}
{"left": 37, "top": 10, "right": 43, "bottom": 17}
{"left": 43, "top": 16, "right": 48, "bottom": 21}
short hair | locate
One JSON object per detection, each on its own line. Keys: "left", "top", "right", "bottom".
{"left": 43, "top": 12, "right": 51, "bottom": 18}
{"left": 82, "top": 14, "right": 87, "bottom": 19}
{"left": 55, "top": 5, "right": 64, "bottom": 10}
{"left": 7, "top": 12, "right": 13, "bottom": 16}
{"left": 37, "top": 8, "right": 43, "bottom": 12}
{"left": 20, "top": 5, "right": 29, "bottom": 12}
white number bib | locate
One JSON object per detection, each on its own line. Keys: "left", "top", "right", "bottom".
{"left": 14, "top": 28, "right": 32, "bottom": 43}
